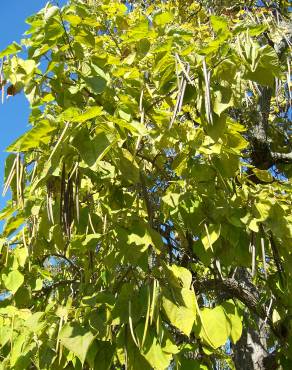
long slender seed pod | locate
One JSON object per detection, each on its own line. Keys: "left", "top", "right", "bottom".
{"left": 49, "top": 192, "right": 54, "bottom": 224}
{"left": 31, "top": 161, "right": 38, "bottom": 183}
{"left": 68, "top": 162, "right": 78, "bottom": 181}
{"left": 16, "top": 154, "right": 20, "bottom": 204}
{"left": 175, "top": 54, "right": 194, "bottom": 85}
{"left": 48, "top": 122, "right": 69, "bottom": 163}
{"left": 3, "top": 156, "right": 17, "bottom": 196}
{"left": 88, "top": 213, "right": 96, "bottom": 234}
{"left": 128, "top": 301, "right": 139, "bottom": 348}
{"left": 60, "top": 163, "right": 66, "bottom": 229}
{"left": 251, "top": 233, "right": 256, "bottom": 277}
{"left": 75, "top": 168, "right": 80, "bottom": 223}
{"left": 261, "top": 237, "right": 267, "bottom": 279}
{"left": 204, "top": 223, "right": 214, "bottom": 253}
{"left": 287, "top": 58, "right": 291, "bottom": 108}
{"left": 169, "top": 77, "right": 184, "bottom": 129}
{"left": 150, "top": 279, "right": 157, "bottom": 325}
{"left": 264, "top": 298, "right": 273, "bottom": 325}
{"left": 141, "top": 285, "right": 151, "bottom": 349}
{"left": 46, "top": 193, "right": 52, "bottom": 223}
{"left": 203, "top": 59, "right": 213, "bottom": 124}
{"left": 103, "top": 214, "right": 107, "bottom": 234}
{"left": 133, "top": 89, "right": 144, "bottom": 159}
{"left": 178, "top": 64, "right": 190, "bottom": 113}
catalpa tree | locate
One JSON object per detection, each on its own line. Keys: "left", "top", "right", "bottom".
{"left": 0, "top": 0, "right": 291, "bottom": 369}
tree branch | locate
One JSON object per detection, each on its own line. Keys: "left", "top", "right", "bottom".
{"left": 35, "top": 279, "right": 79, "bottom": 297}
{"left": 271, "top": 151, "right": 292, "bottom": 164}
{"left": 41, "top": 253, "right": 81, "bottom": 276}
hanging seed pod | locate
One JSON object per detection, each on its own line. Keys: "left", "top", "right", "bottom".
{"left": 75, "top": 166, "right": 80, "bottom": 223}
{"left": 251, "top": 232, "right": 256, "bottom": 277}
{"left": 261, "top": 237, "right": 267, "bottom": 279}
{"left": 203, "top": 59, "right": 213, "bottom": 125}
{"left": 3, "top": 156, "right": 17, "bottom": 196}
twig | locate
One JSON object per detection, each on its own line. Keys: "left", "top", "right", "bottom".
{"left": 41, "top": 253, "right": 81, "bottom": 275}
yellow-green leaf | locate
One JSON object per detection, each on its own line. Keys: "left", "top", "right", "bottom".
{"left": 59, "top": 323, "right": 95, "bottom": 365}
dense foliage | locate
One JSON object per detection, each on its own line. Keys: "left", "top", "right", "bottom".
{"left": 0, "top": 0, "right": 291, "bottom": 369}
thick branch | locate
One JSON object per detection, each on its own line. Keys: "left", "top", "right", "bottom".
{"left": 249, "top": 30, "right": 291, "bottom": 169}
{"left": 250, "top": 86, "right": 273, "bottom": 169}
{"left": 193, "top": 278, "right": 264, "bottom": 318}
{"left": 271, "top": 151, "right": 292, "bottom": 164}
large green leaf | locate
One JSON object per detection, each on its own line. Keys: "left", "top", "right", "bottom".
{"left": 59, "top": 322, "right": 95, "bottom": 365}
{"left": 222, "top": 300, "right": 242, "bottom": 344}
{"left": 2, "top": 270, "right": 24, "bottom": 294}
{"left": 6, "top": 120, "right": 56, "bottom": 152}
{"left": 72, "top": 128, "right": 111, "bottom": 167}
{"left": 199, "top": 305, "right": 231, "bottom": 348}
{"left": 201, "top": 224, "right": 221, "bottom": 251}
{"left": 136, "top": 325, "right": 172, "bottom": 370}
{"left": 162, "top": 287, "right": 197, "bottom": 336}
{"left": 71, "top": 106, "right": 103, "bottom": 123}
{"left": 0, "top": 42, "right": 21, "bottom": 58}
{"left": 90, "top": 340, "right": 115, "bottom": 370}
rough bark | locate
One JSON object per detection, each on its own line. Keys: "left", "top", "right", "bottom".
{"left": 232, "top": 269, "right": 269, "bottom": 370}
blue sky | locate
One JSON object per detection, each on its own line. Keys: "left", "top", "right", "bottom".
{"left": 0, "top": 1, "right": 66, "bottom": 213}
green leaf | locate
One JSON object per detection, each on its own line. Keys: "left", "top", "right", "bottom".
{"left": 71, "top": 106, "right": 103, "bottom": 123}
{"left": 82, "top": 64, "right": 108, "bottom": 95}
{"left": 162, "top": 287, "right": 197, "bottom": 336}
{"left": 6, "top": 120, "right": 56, "bottom": 152}
{"left": 153, "top": 11, "right": 174, "bottom": 26}
{"left": 201, "top": 224, "right": 221, "bottom": 251}
{"left": 252, "top": 168, "right": 273, "bottom": 182}
{"left": 72, "top": 129, "right": 111, "bottom": 167}
{"left": 255, "top": 201, "right": 272, "bottom": 221}
{"left": 0, "top": 327, "right": 12, "bottom": 347}
{"left": 14, "top": 247, "right": 28, "bottom": 268}
{"left": 116, "top": 148, "right": 140, "bottom": 184}
{"left": 244, "top": 45, "right": 280, "bottom": 87}
{"left": 199, "top": 305, "right": 231, "bottom": 348}
{"left": 135, "top": 325, "right": 172, "bottom": 370}
{"left": 59, "top": 107, "right": 81, "bottom": 121}
{"left": 3, "top": 215, "right": 25, "bottom": 237}
{"left": 83, "top": 76, "right": 107, "bottom": 94}
{"left": 92, "top": 340, "right": 116, "bottom": 370}
{"left": 24, "top": 312, "right": 45, "bottom": 332}
{"left": 0, "top": 42, "right": 21, "bottom": 58}
{"left": 111, "top": 116, "right": 147, "bottom": 135}
{"left": 165, "top": 264, "right": 192, "bottom": 288}
{"left": 210, "top": 15, "right": 228, "bottom": 33}
{"left": 178, "top": 358, "right": 208, "bottom": 370}
{"left": 222, "top": 300, "right": 242, "bottom": 344}
{"left": 59, "top": 322, "right": 95, "bottom": 365}
{"left": 45, "top": 20, "right": 65, "bottom": 40}
{"left": 162, "top": 192, "right": 180, "bottom": 209}
{"left": 2, "top": 270, "right": 24, "bottom": 294}
{"left": 213, "top": 86, "right": 233, "bottom": 115}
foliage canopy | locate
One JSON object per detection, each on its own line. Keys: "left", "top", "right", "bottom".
{"left": 0, "top": 0, "right": 291, "bottom": 369}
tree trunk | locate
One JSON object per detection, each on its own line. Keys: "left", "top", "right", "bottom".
{"left": 232, "top": 268, "right": 270, "bottom": 370}
{"left": 233, "top": 317, "right": 269, "bottom": 370}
